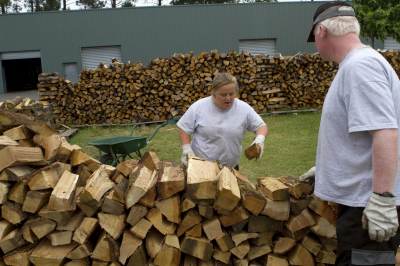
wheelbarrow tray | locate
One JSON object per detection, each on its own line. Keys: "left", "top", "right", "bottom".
{"left": 88, "top": 136, "right": 147, "bottom": 155}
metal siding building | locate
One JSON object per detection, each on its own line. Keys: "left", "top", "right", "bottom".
{"left": 0, "top": 2, "right": 384, "bottom": 94}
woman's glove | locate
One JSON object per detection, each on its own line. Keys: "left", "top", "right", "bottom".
{"left": 250, "top": 135, "right": 265, "bottom": 161}
{"left": 181, "top": 144, "right": 195, "bottom": 167}
{"left": 299, "top": 166, "right": 316, "bottom": 182}
{"left": 362, "top": 193, "right": 398, "bottom": 242}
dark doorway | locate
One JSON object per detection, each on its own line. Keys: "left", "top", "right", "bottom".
{"left": 2, "top": 58, "right": 42, "bottom": 92}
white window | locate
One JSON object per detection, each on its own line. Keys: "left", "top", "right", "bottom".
{"left": 81, "top": 46, "right": 122, "bottom": 71}
{"left": 239, "top": 39, "right": 276, "bottom": 57}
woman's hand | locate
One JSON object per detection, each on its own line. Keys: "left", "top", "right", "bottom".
{"left": 181, "top": 144, "right": 195, "bottom": 166}
{"left": 251, "top": 135, "right": 265, "bottom": 161}
{"left": 250, "top": 125, "right": 268, "bottom": 161}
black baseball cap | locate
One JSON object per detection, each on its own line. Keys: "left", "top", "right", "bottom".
{"left": 307, "top": 1, "right": 356, "bottom": 42}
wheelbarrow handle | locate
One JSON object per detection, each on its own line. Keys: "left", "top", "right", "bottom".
{"left": 147, "top": 122, "right": 167, "bottom": 144}
{"left": 128, "top": 124, "right": 139, "bottom": 137}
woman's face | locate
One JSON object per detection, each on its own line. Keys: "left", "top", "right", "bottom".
{"left": 213, "top": 83, "right": 237, "bottom": 110}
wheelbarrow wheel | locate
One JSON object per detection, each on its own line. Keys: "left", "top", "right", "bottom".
{"left": 99, "top": 154, "right": 114, "bottom": 165}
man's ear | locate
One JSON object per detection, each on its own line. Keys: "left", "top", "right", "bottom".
{"left": 318, "top": 25, "right": 327, "bottom": 39}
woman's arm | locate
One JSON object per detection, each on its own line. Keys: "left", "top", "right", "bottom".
{"left": 256, "top": 125, "right": 268, "bottom": 138}
{"left": 179, "top": 128, "right": 191, "bottom": 145}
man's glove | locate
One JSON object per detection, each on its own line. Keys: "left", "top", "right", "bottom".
{"left": 250, "top": 135, "right": 265, "bottom": 161}
{"left": 362, "top": 193, "right": 398, "bottom": 242}
{"left": 181, "top": 144, "right": 195, "bottom": 167}
{"left": 299, "top": 166, "right": 316, "bottom": 182}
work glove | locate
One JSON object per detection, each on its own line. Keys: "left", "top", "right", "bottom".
{"left": 362, "top": 193, "right": 398, "bottom": 242}
{"left": 250, "top": 135, "right": 265, "bottom": 161}
{"left": 181, "top": 144, "right": 195, "bottom": 167}
{"left": 299, "top": 166, "right": 316, "bottom": 182}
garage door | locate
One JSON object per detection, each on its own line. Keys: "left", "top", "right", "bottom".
{"left": 1, "top": 50, "right": 41, "bottom": 60}
{"left": 384, "top": 36, "right": 400, "bottom": 50}
{"left": 81, "top": 46, "right": 122, "bottom": 71}
{"left": 239, "top": 39, "right": 276, "bottom": 57}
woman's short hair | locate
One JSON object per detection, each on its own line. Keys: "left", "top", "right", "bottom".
{"left": 314, "top": 6, "right": 360, "bottom": 37}
{"left": 212, "top": 73, "right": 239, "bottom": 94}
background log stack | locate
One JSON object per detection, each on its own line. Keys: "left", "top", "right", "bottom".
{"left": 37, "top": 72, "right": 70, "bottom": 123}
{"left": 37, "top": 72, "right": 63, "bottom": 105}
{"left": 53, "top": 49, "right": 400, "bottom": 126}
{"left": 0, "top": 110, "right": 339, "bottom": 266}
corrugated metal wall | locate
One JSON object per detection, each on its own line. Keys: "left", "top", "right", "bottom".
{"left": 0, "top": 2, "right": 384, "bottom": 93}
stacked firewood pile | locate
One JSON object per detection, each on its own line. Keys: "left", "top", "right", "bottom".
{"left": 54, "top": 50, "right": 335, "bottom": 125}
{"left": 37, "top": 73, "right": 63, "bottom": 105}
{"left": 384, "top": 49, "right": 400, "bottom": 75}
{"left": 53, "top": 49, "right": 400, "bottom": 125}
{"left": 0, "top": 110, "right": 338, "bottom": 265}
{"left": 0, "top": 96, "right": 56, "bottom": 126}
{"left": 37, "top": 72, "right": 71, "bottom": 120}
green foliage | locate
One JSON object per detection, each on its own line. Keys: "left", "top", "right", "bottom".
{"left": 11, "top": 0, "right": 23, "bottom": 12}
{"left": 69, "top": 112, "right": 321, "bottom": 183}
{"left": 170, "top": 0, "right": 275, "bottom": 5}
{"left": 170, "top": 0, "right": 234, "bottom": 5}
{"left": 0, "top": 0, "right": 12, "bottom": 13}
{"left": 353, "top": 0, "right": 400, "bottom": 47}
{"left": 22, "top": 0, "right": 45, "bottom": 12}
{"left": 121, "top": 1, "right": 134, "bottom": 7}
{"left": 77, "top": 0, "right": 105, "bottom": 9}
{"left": 254, "top": 0, "right": 277, "bottom": 3}
{"left": 42, "top": 0, "right": 60, "bottom": 10}
{"left": 23, "top": 0, "right": 35, "bottom": 12}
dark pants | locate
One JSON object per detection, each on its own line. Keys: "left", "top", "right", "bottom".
{"left": 336, "top": 204, "right": 400, "bottom": 266}
{"left": 234, "top": 164, "right": 239, "bottom": 171}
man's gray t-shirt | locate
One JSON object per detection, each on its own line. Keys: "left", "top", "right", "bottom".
{"left": 177, "top": 96, "right": 265, "bottom": 167}
{"left": 315, "top": 47, "right": 400, "bottom": 207}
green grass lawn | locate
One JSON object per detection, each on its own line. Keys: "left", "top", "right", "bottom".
{"left": 69, "top": 112, "right": 321, "bottom": 183}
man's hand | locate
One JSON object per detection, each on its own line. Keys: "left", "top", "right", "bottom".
{"left": 362, "top": 193, "right": 398, "bottom": 242}
{"left": 181, "top": 144, "right": 195, "bottom": 167}
{"left": 299, "top": 166, "right": 316, "bottom": 182}
{"left": 250, "top": 135, "right": 265, "bottom": 161}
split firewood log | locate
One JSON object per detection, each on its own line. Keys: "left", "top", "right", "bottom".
{"left": 30, "top": 238, "right": 79, "bottom": 265}
{"left": 186, "top": 155, "right": 220, "bottom": 200}
{"left": 257, "top": 177, "right": 289, "bottom": 201}
{"left": 0, "top": 147, "right": 44, "bottom": 172}
{"left": 244, "top": 144, "right": 260, "bottom": 160}
{"left": 79, "top": 165, "right": 115, "bottom": 207}
{"left": 125, "top": 165, "right": 156, "bottom": 209}
{"left": 213, "top": 167, "right": 241, "bottom": 216}
{"left": 47, "top": 170, "right": 78, "bottom": 211}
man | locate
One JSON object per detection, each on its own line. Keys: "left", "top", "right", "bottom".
{"left": 301, "top": 1, "right": 400, "bottom": 265}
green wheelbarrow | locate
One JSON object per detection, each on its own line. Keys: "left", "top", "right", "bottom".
{"left": 88, "top": 122, "right": 167, "bottom": 166}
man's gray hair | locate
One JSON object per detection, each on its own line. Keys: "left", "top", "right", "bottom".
{"left": 314, "top": 6, "right": 360, "bottom": 37}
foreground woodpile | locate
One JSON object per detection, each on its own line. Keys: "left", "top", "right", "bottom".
{"left": 53, "top": 49, "right": 400, "bottom": 126}
{"left": 0, "top": 111, "right": 338, "bottom": 266}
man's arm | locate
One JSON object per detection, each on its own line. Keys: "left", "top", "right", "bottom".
{"left": 370, "top": 128, "right": 398, "bottom": 193}
{"left": 362, "top": 128, "right": 399, "bottom": 242}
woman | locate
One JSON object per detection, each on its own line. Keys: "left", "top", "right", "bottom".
{"left": 177, "top": 73, "right": 268, "bottom": 169}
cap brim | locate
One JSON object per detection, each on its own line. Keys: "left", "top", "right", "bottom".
{"left": 307, "top": 26, "right": 315, "bottom": 43}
